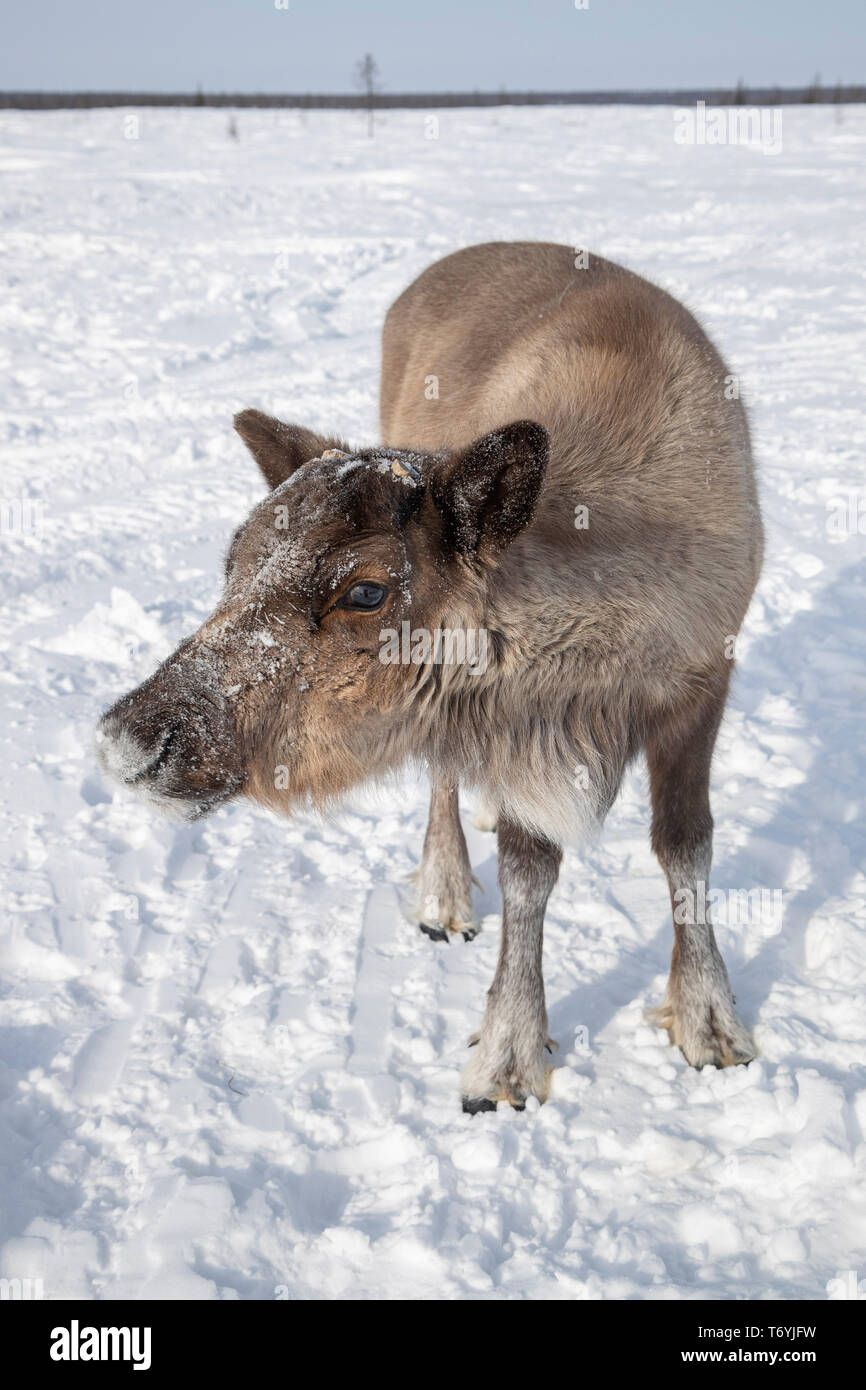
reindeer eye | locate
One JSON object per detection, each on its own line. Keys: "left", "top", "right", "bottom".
{"left": 337, "top": 582, "right": 388, "bottom": 612}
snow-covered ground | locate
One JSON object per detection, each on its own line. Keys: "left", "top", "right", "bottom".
{"left": 1, "top": 104, "right": 865, "bottom": 1301}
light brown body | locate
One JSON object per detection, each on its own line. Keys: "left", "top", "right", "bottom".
{"left": 382, "top": 242, "right": 761, "bottom": 844}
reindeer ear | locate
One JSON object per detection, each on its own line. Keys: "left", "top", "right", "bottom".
{"left": 431, "top": 420, "right": 548, "bottom": 557}
{"left": 233, "top": 409, "right": 345, "bottom": 491}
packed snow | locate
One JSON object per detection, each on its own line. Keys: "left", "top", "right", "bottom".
{"left": 1, "top": 104, "right": 865, "bottom": 1301}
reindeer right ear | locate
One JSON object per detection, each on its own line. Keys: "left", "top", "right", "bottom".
{"left": 233, "top": 409, "right": 345, "bottom": 491}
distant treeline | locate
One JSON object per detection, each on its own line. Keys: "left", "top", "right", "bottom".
{"left": 2, "top": 84, "right": 865, "bottom": 111}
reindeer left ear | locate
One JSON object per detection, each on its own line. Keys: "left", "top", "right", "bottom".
{"left": 233, "top": 409, "right": 346, "bottom": 491}
{"left": 431, "top": 420, "right": 549, "bottom": 556}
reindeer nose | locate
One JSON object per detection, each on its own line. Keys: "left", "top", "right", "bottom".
{"left": 95, "top": 714, "right": 177, "bottom": 787}
{"left": 95, "top": 663, "right": 246, "bottom": 819}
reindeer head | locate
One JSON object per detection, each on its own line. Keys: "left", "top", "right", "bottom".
{"left": 95, "top": 409, "right": 548, "bottom": 821}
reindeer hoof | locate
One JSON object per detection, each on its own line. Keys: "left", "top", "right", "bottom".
{"left": 647, "top": 999, "right": 756, "bottom": 1070}
{"left": 462, "top": 1096, "right": 498, "bottom": 1115}
{"left": 419, "top": 922, "right": 449, "bottom": 943}
{"left": 419, "top": 920, "right": 479, "bottom": 945}
{"left": 462, "top": 1093, "right": 528, "bottom": 1114}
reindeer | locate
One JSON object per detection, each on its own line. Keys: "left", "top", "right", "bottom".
{"left": 96, "top": 242, "right": 762, "bottom": 1113}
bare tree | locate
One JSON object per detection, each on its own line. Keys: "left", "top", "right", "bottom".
{"left": 355, "top": 53, "right": 381, "bottom": 137}
{"left": 803, "top": 72, "right": 822, "bottom": 103}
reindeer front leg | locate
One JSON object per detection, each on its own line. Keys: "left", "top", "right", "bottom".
{"left": 462, "top": 819, "right": 561, "bottom": 1113}
{"left": 415, "top": 774, "right": 477, "bottom": 942}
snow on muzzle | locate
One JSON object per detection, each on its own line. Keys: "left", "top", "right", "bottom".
{"left": 95, "top": 645, "right": 247, "bottom": 820}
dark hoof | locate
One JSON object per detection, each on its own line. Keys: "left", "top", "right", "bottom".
{"left": 419, "top": 922, "right": 449, "bottom": 943}
{"left": 419, "top": 921, "right": 479, "bottom": 944}
{"left": 462, "top": 1096, "right": 497, "bottom": 1115}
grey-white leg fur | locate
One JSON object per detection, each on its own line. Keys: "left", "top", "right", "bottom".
{"left": 645, "top": 677, "right": 756, "bottom": 1070}
{"left": 414, "top": 775, "right": 477, "bottom": 942}
{"left": 462, "top": 819, "right": 561, "bottom": 1112}
{"left": 647, "top": 839, "right": 756, "bottom": 1068}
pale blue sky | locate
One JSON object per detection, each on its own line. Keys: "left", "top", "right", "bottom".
{"left": 2, "top": 0, "right": 863, "bottom": 93}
